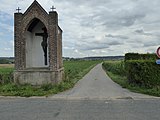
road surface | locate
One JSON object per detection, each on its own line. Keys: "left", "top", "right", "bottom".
{"left": 51, "top": 64, "right": 156, "bottom": 100}
{"left": 0, "top": 64, "right": 159, "bottom": 120}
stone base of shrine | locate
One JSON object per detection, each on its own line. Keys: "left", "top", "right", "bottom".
{"left": 14, "top": 68, "right": 64, "bottom": 85}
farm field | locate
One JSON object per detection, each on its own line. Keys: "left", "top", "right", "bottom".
{"left": 0, "top": 60, "right": 100, "bottom": 97}
{"left": 0, "top": 64, "right": 14, "bottom": 73}
{"left": 103, "top": 60, "right": 160, "bottom": 97}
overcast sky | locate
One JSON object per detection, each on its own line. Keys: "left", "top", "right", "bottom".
{"left": 0, "top": 0, "right": 160, "bottom": 57}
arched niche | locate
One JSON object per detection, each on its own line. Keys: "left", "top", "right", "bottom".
{"left": 25, "top": 18, "right": 49, "bottom": 68}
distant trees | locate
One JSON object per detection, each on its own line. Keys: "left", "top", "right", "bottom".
{"left": 0, "top": 59, "right": 12, "bottom": 64}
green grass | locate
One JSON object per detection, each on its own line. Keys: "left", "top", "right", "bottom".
{"left": 0, "top": 67, "right": 14, "bottom": 84}
{"left": 64, "top": 60, "right": 100, "bottom": 82}
{"left": 0, "top": 68, "right": 13, "bottom": 74}
{"left": 0, "top": 60, "right": 100, "bottom": 97}
{"left": 103, "top": 61, "right": 160, "bottom": 97}
{"left": 106, "top": 71, "right": 128, "bottom": 88}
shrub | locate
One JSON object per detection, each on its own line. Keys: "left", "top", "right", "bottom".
{"left": 125, "top": 53, "right": 157, "bottom": 61}
{"left": 126, "top": 60, "right": 160, "bottom": 88}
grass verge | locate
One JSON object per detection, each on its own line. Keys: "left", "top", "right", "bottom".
{"left": 0, "top": 61, "right": 100, "bottom": 97}
{"left": 103, "top": 61, "right": 160, "bottom": 97}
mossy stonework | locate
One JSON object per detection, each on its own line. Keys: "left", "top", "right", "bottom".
{"left": 14, "top": 1, "right": 64, "bottom": 85}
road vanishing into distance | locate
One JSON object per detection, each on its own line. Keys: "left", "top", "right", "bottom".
{"left": 0, "top": 64, "right": 160, "bottom": 120}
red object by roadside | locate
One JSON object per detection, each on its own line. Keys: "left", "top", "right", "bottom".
{"left": 156, "top": 47, "right": 160, "bottom": 58}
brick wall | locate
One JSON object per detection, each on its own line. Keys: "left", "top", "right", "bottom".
{"left": 14, "top": 0, "right": 63, "bottom": 72}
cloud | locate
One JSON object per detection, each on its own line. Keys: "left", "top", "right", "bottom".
{"left": 75, "top": 38, "right": 123, "bottom": 51}
{"left": 80, "top": 35, "right": 95, "bottom": 39}
{"left": 1, "top": 0, "right": 160, "bottom": 57}
{"left": 4, "top": 48, "right": 12, "bottom": 51}
{"left": 143, "top": 40, "right": 160, "bottom": 47}
{"left": 85, "top": 45, "right": 109, "bottom": 51}
{"left": 135, "top": 29, "right": 152, "bottom": 36}
{"left": 105, "top": 34, "right": 129, "bottom": 39}
{"left": 108, "top": 41, "right": 122, "bottom": 46}
{"left": 76, "top": 41, "right": 109, "bottom": 51}
{"left": 0, "top": 11, "right": 14, "bottom": 34}
{"left": 0, "top": 40, "right": 14, "bottom": 57}
{"left": 0, "top": 22, "right": 13, "bottom": 33}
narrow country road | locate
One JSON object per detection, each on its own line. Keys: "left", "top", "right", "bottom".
{"left": 51, "top": 64, "right": 155, "bottom": 100}
{"left": 0, "top": 64, "right": 160, "bottom": 120}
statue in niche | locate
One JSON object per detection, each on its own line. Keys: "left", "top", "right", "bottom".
{"left": 35, "top": 27, "right": 48, "bottom": 65}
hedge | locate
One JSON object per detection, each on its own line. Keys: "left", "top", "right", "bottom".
{"left": 102, "top": 61, "right": 126, "bottom": 76}
{"left": 125, "top": 60, "right": 160, "bottom": 88}
{"left": 125, "top": 53, "right": 157, "bottom": 61}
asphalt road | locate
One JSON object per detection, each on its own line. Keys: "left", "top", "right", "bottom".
{"left": 0, "top": 64, "right": 160, "bottom": 120}
{"left": 51, "top": 64, "right": 156, "bottom": 100}
{"left": 0, "top": 98, "right": 160, "bottom": 120}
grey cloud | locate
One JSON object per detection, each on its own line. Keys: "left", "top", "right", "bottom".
{"left": 58, "top": 0, "right": 148, "bottom": 37}
{"left": 80, "top": 35, "right": 95, "bottom": 39}
{"left": 143, "top": 40, "right": 159, "bottom": 47}
{"left": 127, "top": 42, "right": 143, "bottom": 48}
{"left": 81, "top": 45, "right": 109, "bottom": 50}
{"left": 64, "top": 0, "right": 146, "bottom": 30}
{"left": 2, "top": 0, "right": 160, "bottom": 57}
{"left": 75, "top": 39, "right": 122, "bottom": 51}
{"left": 127, "top": 39, "right": 144, "bottom": 44}
{"left": 135, "top": 29, "right": 144, "bottom": 34}
{"left": 105, "top": 34, "right": 129, "bottom": 39}
{"left": 101, "top": 10, "right": 146, "bottom": 28}
{"left": 108, "top": 41, "right": 122, "bottom": 46}
{"left": 85, "top": 45, "right": 109, "bottom": 51}
{"left": 54, "top": 0, "right": 111, "bottom": 7}
{"left": 135, "top": 29, "right": 152, "bottom": 36}
{"left": 75, "top": 41, "right": 109, "bottom": 51}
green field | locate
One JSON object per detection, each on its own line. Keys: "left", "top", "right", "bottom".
{"left": 64, "top": 60, "right": 101, "bottom": 81}
{"left": 0, "top": 64, "right": 14, "bottom": 73}
{"left": 0, "top": 60, "right": 100, "bottom": 97}
{"left": 103, "top": 61, "right": 160, "bottom": 97}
